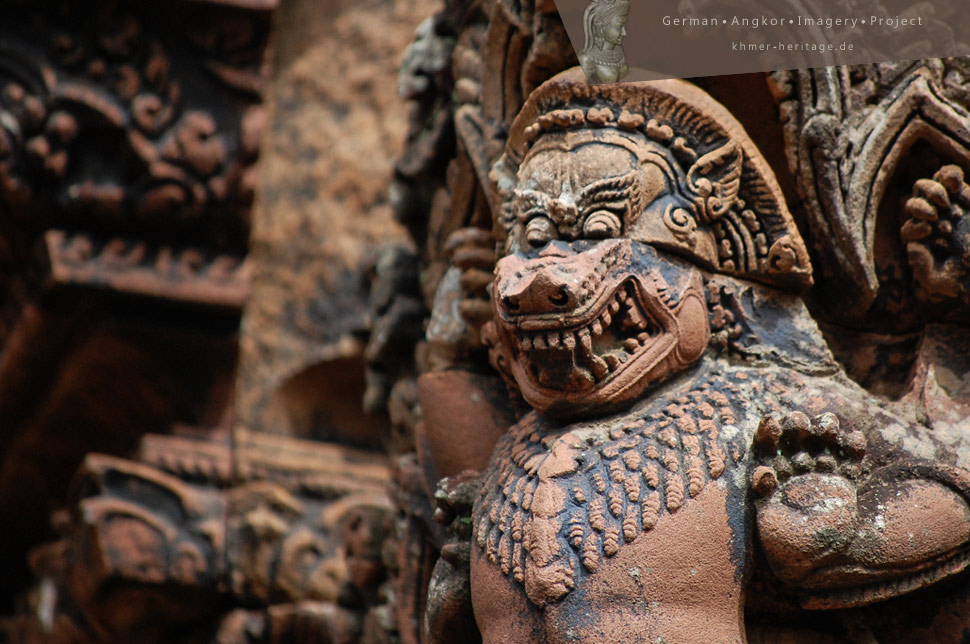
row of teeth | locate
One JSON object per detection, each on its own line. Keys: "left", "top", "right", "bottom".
{"left": 515, "top": 285, "right": 658, "bottom": 380}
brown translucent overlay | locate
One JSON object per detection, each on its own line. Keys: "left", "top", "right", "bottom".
{"left": 557, "top": 0, "right": 970, "bottom": 82}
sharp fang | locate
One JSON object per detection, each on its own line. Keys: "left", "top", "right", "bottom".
{"left": 533, "top": 334, "right": 547, "bottom": 350}
{"left": 623, "top": 338, "right": 639, "bottom": 352}
{"left": 590, "top": 355, "right": 609, "bottom": 379}
{"left": 604, "top": 353, "right": 621, "bottom": 370}
{"left": 592, "top": 320, "right": 603, "bottom": 336}
{"left": 627, "top": 306, "right": 645, "bottom": 328}
{"left": 547, "top": 332, "right": 561, "bottom": 348}
{"left": 577, "top": 327, "right": 607, "bottom": 379}
{"left": 637, "top": 332, "right": 650, "bottom": 344}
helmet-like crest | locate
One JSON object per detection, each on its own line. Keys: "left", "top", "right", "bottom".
{"left": 492, "top": 67, "right": 813, "bottom": 291}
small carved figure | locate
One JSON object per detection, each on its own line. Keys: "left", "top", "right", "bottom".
{"left": 578, "top": 0, "right": 630, "bottom": 85}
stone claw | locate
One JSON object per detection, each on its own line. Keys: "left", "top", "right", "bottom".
{"left": 902, "top": 164, "right": 970, "bottom": 306}
{"left": 751, "top": 411, "right": 866, "bottom": 499}
{"left": 440, "top": 541, "right": 471, "bottom": 567}
{"left": 754, "top": 414, "right": 782, "bottom": 453}
{"left": 751, "top": 465, "right": 778, "bottom": 497}
{"left": 753, "top": 411, "right": 869, "bottom": 586}
{"left": 433, "top": 470, "right": 482, "bottom": 538}
{"left": 781, "top": 411, "right": 811, "bottom": 441}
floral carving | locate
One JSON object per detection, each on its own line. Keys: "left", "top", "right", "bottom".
{"left": 0, "top": 0, "right": 268, "bottom": 252}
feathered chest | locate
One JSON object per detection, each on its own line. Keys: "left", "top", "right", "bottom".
{"left": 473, "top": 370, "right": 789, "bottom": 606}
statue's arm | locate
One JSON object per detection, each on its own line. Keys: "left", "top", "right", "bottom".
{"left": 751, "top": 412, "right": 970, "bottom": 609}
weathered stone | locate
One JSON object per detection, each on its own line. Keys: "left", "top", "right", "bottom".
{"left": 234, "top": 0, "right": 437, "bottom": 442}
{"left": 387, "top": 11, "right": 970, "bottom": 639}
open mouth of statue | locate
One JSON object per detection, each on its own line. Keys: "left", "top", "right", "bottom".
{"left": 505, "top": 281, "right": 667, "bottom": 390}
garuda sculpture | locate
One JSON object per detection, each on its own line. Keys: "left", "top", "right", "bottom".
{"left": 414, "top": 67, "right": 970, "bottom": 644}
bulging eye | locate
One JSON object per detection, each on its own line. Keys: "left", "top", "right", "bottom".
{"left": 525, "top": 216, "right": 556, "bottom": 248}
{"left": 583, "top": 211, "right": 622, "bottom": 239}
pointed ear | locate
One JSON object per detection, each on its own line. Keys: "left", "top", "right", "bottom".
{"left": 686, "top": 141, "right": 742, "bottom": 221}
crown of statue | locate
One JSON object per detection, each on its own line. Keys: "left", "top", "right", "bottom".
{"left": 494, "top": 68, "right": 814, "bottom": 292}
{"left": 590, "top": 0, "right": 630, "bottom": 14}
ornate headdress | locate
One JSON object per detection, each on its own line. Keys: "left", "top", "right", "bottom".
{"left": 492, "top": 68, "right": 813, "bottom": 291}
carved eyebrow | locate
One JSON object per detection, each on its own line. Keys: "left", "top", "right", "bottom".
{"left": 577, "top": 174, "right": 636, "bottom": 214}
{"left": 512, "top": 190, "right": 550, "bottom": 221}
